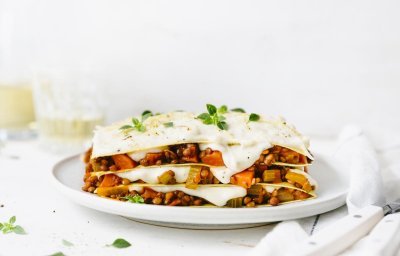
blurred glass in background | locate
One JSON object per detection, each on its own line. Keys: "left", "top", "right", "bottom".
{"left": 33, "top": 69, "right": 104, "bottom": 154}
{"left": 0, "top": 8, "right": 36, "bottom": 141}
{"left": 0, "top": 83, "right": 35, "bottom": 135}
{"left": 1, "top": 7, "right": 104, "bottom": 154}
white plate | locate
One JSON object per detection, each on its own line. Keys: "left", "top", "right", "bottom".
{"left": 51, "top": 153, "right": 348, "bottom": 229}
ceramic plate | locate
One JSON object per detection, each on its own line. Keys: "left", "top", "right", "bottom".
{"left": 51, "top": 153, "right": 348, "bottom": 229}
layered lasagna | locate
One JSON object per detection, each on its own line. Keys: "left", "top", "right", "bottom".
{"left": 82, "top": 108, "right": 316, "bottom": 207}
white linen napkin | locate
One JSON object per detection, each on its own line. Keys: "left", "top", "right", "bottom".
{"left": 335, "top": 126, "right": 385, "bottom": 212}
{"left": 249, "top": 126, "right": 386, "bottom": 256}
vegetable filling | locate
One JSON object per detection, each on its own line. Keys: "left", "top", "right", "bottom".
{"left": 82, "top": 144, "right": 314, "bottom": 207}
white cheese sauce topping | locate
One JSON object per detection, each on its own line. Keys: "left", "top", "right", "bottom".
{"left": 128, "top": 184, "right": 246, "bottom": 207}
{"left": 92, "top": 112, "right": 312, "bottom": 178}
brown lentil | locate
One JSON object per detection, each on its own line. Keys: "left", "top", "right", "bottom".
{"left": 193, "top": 199, "right": 203, "bottom": 206}
{"left": 122, "top": 178, "right": 131, "bottom": 185}
{"left": 243, "top": 197, "right": 252, "bottom": 205}
{"left": 169, "top": 199, "right": 181, "bottom": 206}
{"left": 269, "top": 196, "right": 280, "bottom": 206}
{"left": 246, "top": 201, "right": 256, "bottom": 207}
{"left": 152, "top": 197, "right": 163, "bottom": 205}
{"left": 200, "top": 169, "right": 209, "bottom": 178}
{"left": 165, "top": 192, "right": 174, "bottom": 202}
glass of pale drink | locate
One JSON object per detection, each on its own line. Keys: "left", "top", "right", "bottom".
{"left": 32, "top": 69, "right": 104, "bottom": 154}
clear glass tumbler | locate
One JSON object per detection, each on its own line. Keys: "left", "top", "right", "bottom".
{"left": 32, "top": 69, "right": 104, "bottom": 154}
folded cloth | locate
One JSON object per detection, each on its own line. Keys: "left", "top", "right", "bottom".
{"left": 249, "top": 125, "right": 386, "bottom": 256}
{"left": 249, "top": 221, "right": 307, "bottom": 256}
{"left": 334, "top": 125, "right": 385, "bottom": 212}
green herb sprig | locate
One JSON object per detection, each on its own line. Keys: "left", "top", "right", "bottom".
{"left": 197, "top": 104, "right": 229, "bottom": 130}
{"left": 120, "top": 110, "right": 155, "bottom": 133}
{"left": 0, "top": 216, "right": 26, "bottom": 235}
{"left": 122, "top": 195, "right": 144, "bottom": 204}
{"left": 108, "top": 238, "right": 131, "bottom": 248}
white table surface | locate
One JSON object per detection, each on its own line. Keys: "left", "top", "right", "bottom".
{"left": 0, "top": 136, "right": 395, "bottom": 256}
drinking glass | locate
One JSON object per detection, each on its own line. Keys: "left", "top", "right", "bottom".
{"left": 0, "top": 82, "right": 36, "bottom": 141}
{"left": 0, "top": 8, "right": 36, "bottom": 141}
{"left": 32, "top": 69, "right": 104, "bottom": 154}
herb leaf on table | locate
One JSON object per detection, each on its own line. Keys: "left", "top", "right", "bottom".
{"left": 0, "top": 216, "right": 26, "bottom": 235}
{"left": 108, "top": 238, "right": 131, "bottom": 248}
{"left": 49, "top": 252, "right": 65, "bottom": 256}
{"left": 62, "top": 239, "right": 74, "bottom": 247}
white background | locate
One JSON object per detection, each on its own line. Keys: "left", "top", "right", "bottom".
{"left": 1, "top": 0, "right": 400, "bottom": 137}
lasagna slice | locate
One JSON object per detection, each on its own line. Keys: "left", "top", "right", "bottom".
{"left": 82, "top": 110, "right": 316, "bottom": 207}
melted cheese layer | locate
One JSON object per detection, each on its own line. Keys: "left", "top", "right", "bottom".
{"left": 128, "top": 147, "right": 166, "bottom": 161}
{"left": 93, "top": 164, "right": 241, "bottom": 184}
{"left": 92, "top": 112, "right": 312, "bottom": 175}
{"left": 114, "top": 166, "right": 189, "bottom": 184}
{"left": 128, "top": 184, "right": 247, "bottom": 207}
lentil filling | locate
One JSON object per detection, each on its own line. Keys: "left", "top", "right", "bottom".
{"left": 82, "top": 144, "right": 314, "bottom": 207}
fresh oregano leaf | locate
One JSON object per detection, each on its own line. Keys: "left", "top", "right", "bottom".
{"left": 218, "top": 105, "right": 228, "bottom": 114}
{"left": 0, "top": 216, "right": 26, "bottom": 235}
{"left": 197, "top": 113, "right": 210, "bottom": 120}
{"left": 249, "top": 113, "right": 260, "bottom": 122}
{"left": 141, "top": 110, "right": 152, "bottom": 116}
{"left": 206, "top": 104, "right": 217, "bottom": 115}
{"left": 199, "top": 104, "right": 229, "bottom": 130}
{"left": 123, "top": 195, "right": 144, "bottom": 204}
{"left": 13, "top": 225, "right": 26, "bottom": 235}
{"left": 132, "top": 118, "right": 140, "bottom": 125}
{"left": 62, "top": 239, "right": 74, "bottom": 247}
{"left": 109, "top": 238, "right": 131, "bottom": 248}
{"left": 231, "top": 108, "right": 246, "bottom": 113}
{"left": 141, "top": 112, "right": 153, "bottom": 121}
{"left": 49, "top": 252, "right": 65, "bottom": 256}
{"left": 217, "top": 121, "right": 228, "bottom": 130}
{"left": 119, "top": 125, "right": 133, "bottom": 130}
